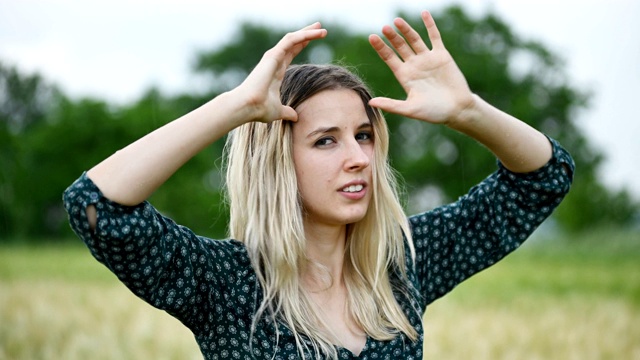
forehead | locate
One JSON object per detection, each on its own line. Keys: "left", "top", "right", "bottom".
{"left": 294, "top": 89, "right": 370, "bottom": 131}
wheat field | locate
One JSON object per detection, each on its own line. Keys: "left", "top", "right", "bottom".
{"left": 1, "top": 230, "right": 639, "bottom": 359}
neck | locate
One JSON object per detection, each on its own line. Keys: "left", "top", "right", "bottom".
{"left": 302, "top": 221, "right": 348, "bottom": 290}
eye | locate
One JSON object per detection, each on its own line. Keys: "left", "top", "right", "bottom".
{"left": 314, "top": 137, "right": 336, "bottom": 147}
{"left": 355, "top": 131, "right": 373, "bottom": 143}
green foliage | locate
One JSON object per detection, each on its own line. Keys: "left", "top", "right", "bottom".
{"left": 0, "top": 62, "right": 64, "bottom": 238}
{"left": 0, "top": 5, "right": 637, "bottom": 241}
{"left": 2, "top": 229, "right": 639, "bottom": 358}
{"left": 113, "top": 89, "right": 230, "bottom": 238}
{"left": 192, "top": 5, "right": 638, "bottom": 228}
{"left": 0, "top": 71, "right": 228, "bottom": 239}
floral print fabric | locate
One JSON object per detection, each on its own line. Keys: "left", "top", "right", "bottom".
{"left": 63, "top": 137, "right": 574, "bottom": 359}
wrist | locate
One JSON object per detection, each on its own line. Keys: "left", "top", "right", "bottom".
{"left": 208, "top": 90, "right": 257, "bottom": 129}
{"left": 445, "top": 93, "right": 483, "bottom": 133}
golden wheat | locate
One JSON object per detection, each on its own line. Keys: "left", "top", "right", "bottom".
{"left": 1, "top": 237, "right": 639, "bottom": 360}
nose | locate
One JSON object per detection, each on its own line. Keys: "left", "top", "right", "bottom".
{"left": 344, "top": 140, "right": 371, "bottom": 171}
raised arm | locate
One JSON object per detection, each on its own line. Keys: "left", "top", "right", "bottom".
{"left": 86, "top": 23, "right": 327, "bottom": 207}
{"left": 368, "top": 11, "right": 552, "bottom": 173}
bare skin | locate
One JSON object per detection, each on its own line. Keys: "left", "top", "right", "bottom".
{"left": 84, "top": 11, "right": 553, "bottom": 356}
{"left": 86, "top": 23, "right": 328, "bottom": 208}
{"left": 367, "top": 12, "right": 551, "bottom": 172}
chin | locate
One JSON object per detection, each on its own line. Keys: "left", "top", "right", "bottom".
{"left": 306, "top": 203, "right": 371, "bottom": 227}
{"left": 340, "top": 209, "right": 369, "bottom": 225}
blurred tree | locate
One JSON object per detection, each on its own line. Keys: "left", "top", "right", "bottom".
{"left": 1, "top": 5, "right": 637, "bottom": 240}
{"left": 193, "top": 5, "right": 638, "bottom": 232}
{"left": 117, "top": 89, "right": 230, "bottom": 238}
{"left": 0, "top": 62, "right": 62, "bottom": 239}
{"left": 18, "top": 97, "right": 123, "bottom": 237}
{"left": 1, "top": 76, "right": 228, "bottom": 239}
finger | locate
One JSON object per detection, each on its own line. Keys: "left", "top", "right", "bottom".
{"left": 301, "top": 21, "right": 323, "bottom": 30}
{"left": 421, "top": 11, "right": 444, "bottom": 49}
{"left": 282, "top": 24, "right": 327, "bottom": 46}
{"left": 280, "top": 105, "right": 298, "bottom": 122}
{"left": 381, "top": 24, "right": 415, "bottom": 59}
{"left": 274, "top": 26, "right": 327, "bottom": 61}
{"left": 368, "top": 34, "right": 404, "bottom": 73}
{"left": 368, "top": 97, "right": 409, "bottom": 117}
{"left": 392, "top": 17, "right": 429, "bottom": 53}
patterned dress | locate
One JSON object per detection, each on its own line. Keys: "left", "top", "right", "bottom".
{"left": 63, "top": 138, "right": 574, "bottom": 359}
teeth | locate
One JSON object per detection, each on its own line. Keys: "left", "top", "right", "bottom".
{"left": 342, "top": 184, "right": 363, "bottom": 193}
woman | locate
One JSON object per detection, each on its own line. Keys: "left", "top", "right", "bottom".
{"left": 64, "top": 11, "right": 574, "bottom": 359}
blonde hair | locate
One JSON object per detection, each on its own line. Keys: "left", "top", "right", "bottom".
{"left": 224, "top": 64, "right": 416, "bottom": 359}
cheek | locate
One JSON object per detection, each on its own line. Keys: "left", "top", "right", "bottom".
{"left": 365, "top": 143, "right": 375, "bottom": 159}
{"left": 364, "top": 146, "right": 375, "bottom": 173}
{"left": 294, "top": 154, "right": 320, "bottom": 190}
{"left": 299, "top": 164, "right": 327, "bottom": 185}
{"left": 292, "top": 150, "right": 307, "bottom": 182}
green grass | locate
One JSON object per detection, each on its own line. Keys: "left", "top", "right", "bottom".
{"left": 0, "top": 242, "right": 201, "bottom": 360}
{"left": 0, "top": 243, "right": 114, "bottom": 283}
{"left": 422, "top": 228, "right": 640, "bottom": 358}
{"left": 1, "top": 229, "right": 639, "bottom": 359}
{"left": 445, "top": 229, "right": 640, "bottom": 306}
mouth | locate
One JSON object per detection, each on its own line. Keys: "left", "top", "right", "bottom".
{"left": 338, "top": 181, "right": 368, "bottom": 200}
{"left": 341, "top": 184, "right": 364, "bottom": 193}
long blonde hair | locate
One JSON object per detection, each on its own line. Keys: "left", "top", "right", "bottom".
{"left": 224, "top": 64, "right": 416, "bottom": 359}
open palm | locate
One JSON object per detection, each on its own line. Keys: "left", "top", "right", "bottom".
{"left": 235, "top": 23, "right": 327, "bottom": 123}
{"left": 368, "top": 11, "right": 475, "bottom": 126}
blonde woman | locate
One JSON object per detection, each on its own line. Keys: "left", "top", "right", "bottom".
{"left": 64, "top": 11, "right": 573, "bottom": 359}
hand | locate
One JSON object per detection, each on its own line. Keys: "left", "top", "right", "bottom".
{"left": 368, "top": 11, "right": 475, "bottom": 126}
{"left": 233, "top": 23, "right": 327, "bottom": 124}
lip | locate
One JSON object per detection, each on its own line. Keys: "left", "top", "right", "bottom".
{"left": 338, "top": 180, "right": 368, "bottom": 200}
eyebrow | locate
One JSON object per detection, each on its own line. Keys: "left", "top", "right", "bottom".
{"left": 306, "top": 122, "right": 372, "bottom": 139}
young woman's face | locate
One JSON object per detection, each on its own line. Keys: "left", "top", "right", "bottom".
{"left": 292, "top": 89, "right": 374, "bottom": 228}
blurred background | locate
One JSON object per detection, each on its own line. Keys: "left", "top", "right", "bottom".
{"left": 1, "top": 0, "right": 638, "bottom": 359}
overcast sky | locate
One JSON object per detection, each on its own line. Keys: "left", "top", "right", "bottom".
{"left": 1, "top": 0, "right": 639, "bottom": 199}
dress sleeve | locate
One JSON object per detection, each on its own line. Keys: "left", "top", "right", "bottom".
{"left": 409, "top": 137, "right": 574, "bottom": 308}
{"left": 62, "top": 172, "right": 252, "bottom": 331}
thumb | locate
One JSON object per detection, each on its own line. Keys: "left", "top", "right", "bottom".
{"left": 279, "top": 105, "right": 298, "bottom": 122}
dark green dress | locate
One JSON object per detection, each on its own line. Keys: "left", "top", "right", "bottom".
{"left": 63, "top": 138, "right": 574, "bottom": 359}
